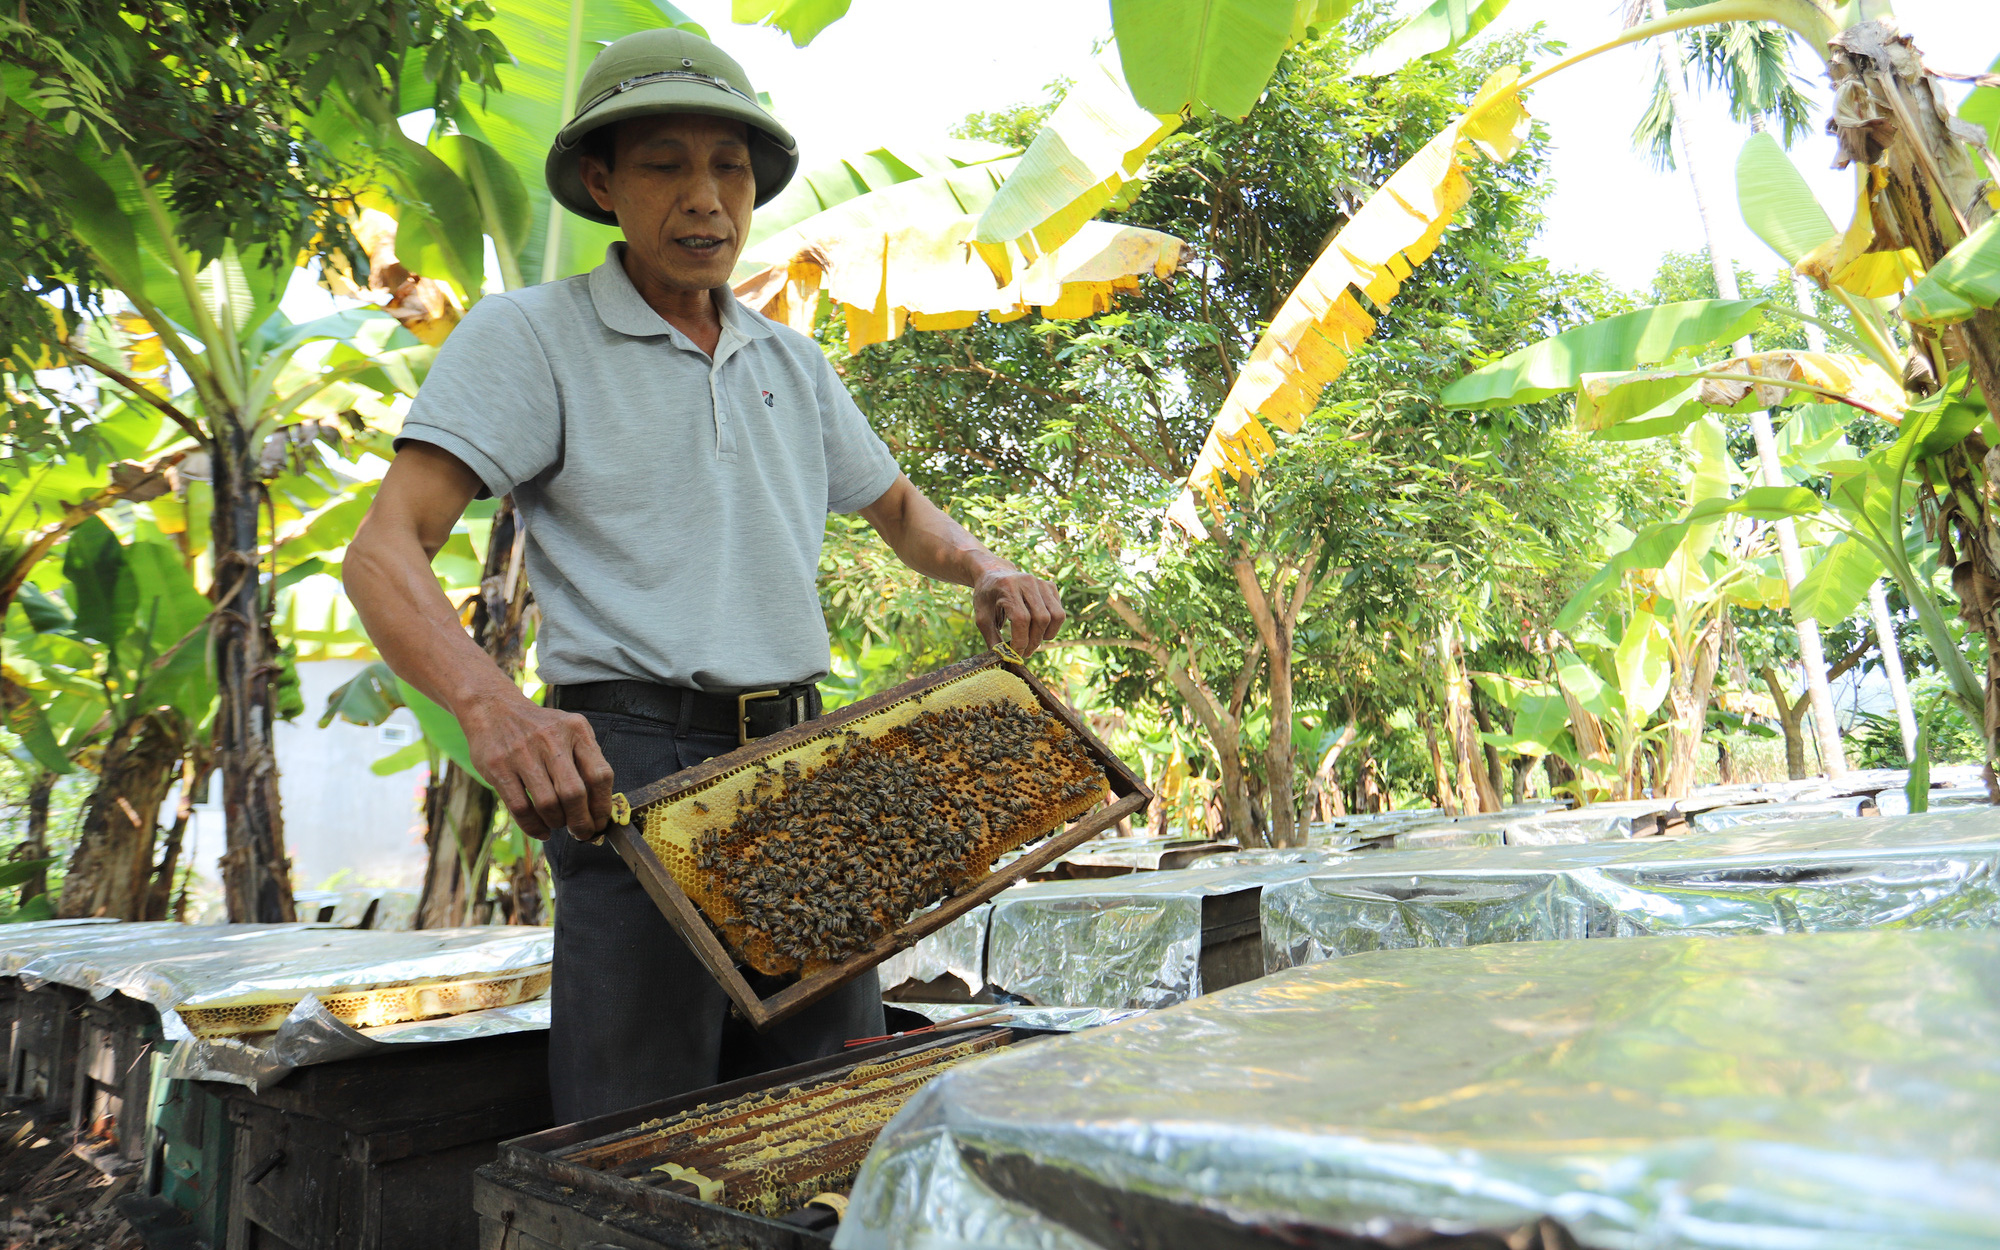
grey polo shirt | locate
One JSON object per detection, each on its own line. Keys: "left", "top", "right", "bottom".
{"left": 397, "top": 244, "right": 902, "bottom": 692}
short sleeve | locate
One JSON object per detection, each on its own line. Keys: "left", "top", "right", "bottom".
{"left": 814, "top": 354, "right": 902, "bottom": 514}
{"left": 395, "top": 297, "right": 560, "bottom": 498}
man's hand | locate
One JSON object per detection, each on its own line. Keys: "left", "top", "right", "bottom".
{"left": 974, "top": 566, "right": 1065, "bottom": 657}
{"left": 860, "top": 475, "right": 1067, "bottom": 658}
{"left": 460, "top": 694, "right": 618, "bottom": 841}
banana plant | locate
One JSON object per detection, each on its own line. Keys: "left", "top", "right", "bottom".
{"left": 7, "top": 515, "right": 214, "bottom": 919}
{"left": 1555, "top": 612, "right": 1676, "bottom": 802}
{"left": 736, "top": 3, "right": 1515, "bottom": 279}
{"left": 1555, "top": 417, "right": 1791, "bottom": 795}
{"left": 1686, "top": 389, "right": 1992, "bottom": 746}
{"left": 38, "top": 144, "right": 432, "bottom": 921}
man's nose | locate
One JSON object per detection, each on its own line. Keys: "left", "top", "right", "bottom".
{"left": 680, "top": 169, "right": 725, "bottom": 216}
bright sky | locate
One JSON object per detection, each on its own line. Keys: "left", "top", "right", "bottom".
{"left": 672, "top": 0, "right": 2000, "bottom": 295}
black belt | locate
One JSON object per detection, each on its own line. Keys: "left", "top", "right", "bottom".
{"left": 547, "top": 679, "right": 820, "bottom": 744}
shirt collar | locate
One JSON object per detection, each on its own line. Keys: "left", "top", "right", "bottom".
{"left": 589, "top": 243, "right": 773, "bottom": 343}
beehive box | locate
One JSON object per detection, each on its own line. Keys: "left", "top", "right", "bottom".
{"left": 475, "top": 1026, "right": 1030, "bottom": 1250}
{"left": 609, "top": 651, "right": 1149, "bottom": 1029}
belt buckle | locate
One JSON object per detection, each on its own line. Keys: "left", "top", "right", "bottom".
{"left": 737, "top": 689, "right": 783, "bottom": 746}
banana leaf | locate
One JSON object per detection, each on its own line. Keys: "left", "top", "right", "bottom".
{"left": 1441, "top": 299, "right": 1770, "bottom": 409}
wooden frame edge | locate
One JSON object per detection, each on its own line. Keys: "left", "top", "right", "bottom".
{"left": 610, "top": 650, "right": 1157, "bottom": 1032}
{"left": 608, "top": 826, "right": 768, "bottom": 1025}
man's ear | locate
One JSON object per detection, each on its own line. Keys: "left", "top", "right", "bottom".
{"left": 579, "top": 154, "right": 617, "bottom": 217}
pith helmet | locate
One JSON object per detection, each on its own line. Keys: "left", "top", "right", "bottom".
{"left": 544, "top": 28, "right": 798, "bottom": 223}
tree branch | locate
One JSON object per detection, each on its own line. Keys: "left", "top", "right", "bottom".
{"left": 61, "top": 343, "right": 206, "bottom": 444}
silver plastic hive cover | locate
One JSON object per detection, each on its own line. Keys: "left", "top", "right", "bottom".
{"left": 0, "top": 920, "right": 551, "bottom": 1088}
{"left": 838, "top": 928, "right": 2000, "bottom": 1250}
{"left": 983, "top": 864, "right": 1325, "bottom": 1010}
{"left": 1262, "top": 808, "right": 2000, "bottom": 971}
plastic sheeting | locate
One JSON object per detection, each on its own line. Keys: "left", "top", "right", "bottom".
{"left": 839, "top": 928, "right": 2000, "bottom": 1250}
{"left": 1689, "top": 796, "right": 1874, "bottom": 831}
{"left": 1262, "top": 809, "right": 2000, "bottom": 970}
{"left": 0, "top": 920, "right": 552, "bottom": 1086}
{"left": 897, "top": 1003, "right": 1146, "bottom": 1033}
{"left": 1877, "top": 786, "right": 1991, "bottom": 816}
{"left": 162, "top": 997, "right": 552, "bottom": 1090}
{"left": 985, "top": 865, "right": 1319, "bottom": 1010}
{"left": 879, "top": 905, "right": 991, "bottom": 997}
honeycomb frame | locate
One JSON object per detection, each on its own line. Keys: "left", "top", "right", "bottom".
{"left": 175, "top": 966, "right": 553, "bottom": 1038}
{"left": 551, "top": 1028, "right": 1015, "bottom": 1217}
{"left": 607, "top": 652, "right": 1151, "bottom": 1031}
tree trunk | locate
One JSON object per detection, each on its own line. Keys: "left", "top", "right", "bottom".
{"left": 418, "top": 767, "right": 497, "bottom": 928}
{"left": 1439, "top": 624, "right": 1500, "bottom": 814}
{"left": 1305, "top": 724, "right": 1355, "bottom": 825}
{"left": 17, "top": 771, "right": 53, "bottom": 906}
{"left": 1751, "top": 410, "right": 1849, "bottom": 776}
{"left": 1232, "top": 552, "right": 1317, "bottom": 847}
{"left": 502, "top": 843, "right": 547, "bottom": 926}
{"left": 1556, "top": 681, "right": 1612, "bottom": 800}
{"left": 1760, "top": 665, "right": 1809, "bottom": 780}
{"left": 1820, "top": 22, "right": 2000, "bottom": 766}
{"left": 1421, "top": 712, "right": 1456, "bottom": 814}
{"left": 211, "top": 420, "right": 294, "bottom": 922}
{"left": 417, "top": 497, "right": 535, "bottom": 927}
{"left": 1717, "top": 739, "right": 1733, "bottom": 785}
{"left": 1356, "top": 749, "right": 1387, "bottom": 814}
{"left": 1544, "top": 752, "right": 1575, "bottom": 796}
{"left": 59, "top": 716, "right": 180, "bottom": 920}
{"left": 1663, "top": 618, "right": 1723, "bottom": 797}
{"left": 1867, "top": 581, "right": 1919, "bottom": 758}
{"left": 145, "top": 755, "right": 210, "bottom": 921}
{"left": 1470, "top": 696, "right": 1505, "bottom": 804}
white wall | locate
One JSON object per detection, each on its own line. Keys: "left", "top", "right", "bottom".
{"left": 180, "top": 659, "right": 429, "bottom": 913}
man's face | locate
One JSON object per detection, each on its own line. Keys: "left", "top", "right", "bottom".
{"left": 579, "top": 113, "right": 755, "bottom": 293}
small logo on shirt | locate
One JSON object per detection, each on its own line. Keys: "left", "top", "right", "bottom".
{"left": 760, "top": 389, "right": 775, "bottom": 407}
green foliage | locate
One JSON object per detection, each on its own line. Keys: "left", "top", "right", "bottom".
{"left": 1735, "top": 131, "right": 1833, "bottom": 266}
{"left": 1112, "top": 0, "right": 1334, "bottom": 120}
{"left": 1963, "top": 53, "right": 2000, "bottom": 147}
{"left": 1443, "top": 298, "right": 1770, "bottom": 409}
{"left": 1631, "top": 19, "right": 1814, "bottom": 171}
{"left": 321, "top": 659, "right": 487, "bottom": 786}
{"left": 1351, "top": 0, "right": 1514, "bottom": 77}
{"left": 731, "top": 0, "right": 850, "bottom": 47}
{"left": 0, "top": 0, "right": 505, "bottom": 453}
{"left": 1848, "top": 673, "right": 1983, "bottom": 771}
{"left": 833, "top": 17, "right": 1660, "bottom": 810}
{"left": 1903, "top": 216, "right": 2000, "bottom": 328}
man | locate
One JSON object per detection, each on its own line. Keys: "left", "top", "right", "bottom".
{"left": 344, "top": 27, "right": 1064, "bottom": 1123}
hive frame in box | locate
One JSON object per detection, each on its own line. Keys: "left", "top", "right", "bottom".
{"left": 478, "top": 1026, "right": 1027, "bottom": 1249}
{"left": 608, "top": 651, "right": 1151, "bottom": 1030}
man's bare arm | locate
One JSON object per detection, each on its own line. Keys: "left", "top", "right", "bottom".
{"left": 344, "top": 443, "right": 613, "bottom": 839}
{"left": 858, "top": 474, "right": 1064, "bottom": 656}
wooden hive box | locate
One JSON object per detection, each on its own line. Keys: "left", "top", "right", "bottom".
{"left": 70, "top": 991, "right": 160, "bottom": 1170}
{"left": 475, "top": 1026, "right": 1033, "bottom": 1250}
{"left": 608, "top": 650, "right": 1151, "bottom": 1030}
{"left": 214, "top": 1028, "right": 551, "bottom": 1250}
{"left": 5, "top": 980, "right": 85, "bottom": 1114}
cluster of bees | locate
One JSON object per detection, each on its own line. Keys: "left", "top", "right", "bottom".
{"left": 690, "top": 698, "right": 1104, "bottom": 967}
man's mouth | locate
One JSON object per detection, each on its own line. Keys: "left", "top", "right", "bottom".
{"left": 675, "top": 235, "right": 726, "bottom": 253}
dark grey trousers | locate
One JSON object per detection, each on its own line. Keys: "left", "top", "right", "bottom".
{"left": 545, "top": 709, "right": 884, "bottom": 1124}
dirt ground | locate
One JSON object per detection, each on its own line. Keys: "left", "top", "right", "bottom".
{"left": 0, "top": 1110, "right": 141, "bottom": 1250}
